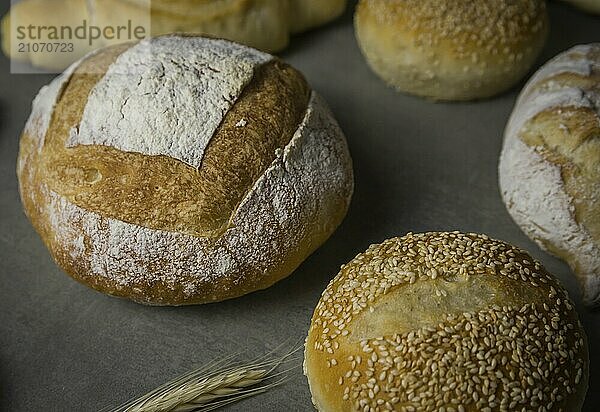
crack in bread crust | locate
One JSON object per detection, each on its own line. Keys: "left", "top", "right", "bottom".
{"left": 18, "top": 36, "right": 354, "bottom": 304}
{"left": 40, "top": 41, "right": 310, "bottom": 238}
{"left": 500, "top": 44, "right": 600, "bottom": 306}
{"left": 20, "top": 91, "right": 353, "bottom": 305}
{"left": 514, "top": 46, "right": 600, "bottom": 243}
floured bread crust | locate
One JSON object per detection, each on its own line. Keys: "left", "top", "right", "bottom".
{"left": 499, "top": 44, "right": 600, "bottom": 307}
{"left": 17, "top": 35, "right": 354, "bottom": 305}
{"left": 68, "top": 36, "right": 272, "bottom": 169}
{"left": 304, "top": 232, "right": 588, "bottom": 412}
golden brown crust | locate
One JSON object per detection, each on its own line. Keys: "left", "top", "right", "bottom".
{"left": 46, "top": 238, "right": 243, "bottom": 305}
{"left": 499, "top": 44, "right": 600, "bottom": 306}
{"left": 305, "top": 232, "right": 589, "bottom": 411}
{"left": 19, "top": 42, "right": 132, "bottom": 243}
{"left": 40, "top": 49, "right": 309, "bottom": 238}
{"left": 192, "top": 60, "right": 310, "bottom": 236}
{"left": 354, "top": 0, "right": 548, "bottom": 100}
{"left": 520, "top": 107, "right": 600, "bottom": 245}
{"left": 18, "top": 36, "right": 354, "bottom": 305}
{"left": 517, "top": 48, "right": 600, "bottom": 244}
{"left": 97, "top": 0, "right": 290, "bottom": 52}
{"left": 125, "top": 0, "right": 347, "bottom": 33}
{"left": 138, "top": 0, "right": 251, "bottom": 18}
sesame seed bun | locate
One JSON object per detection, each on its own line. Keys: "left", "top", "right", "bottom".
{"left": 304, "top": 232, "right": 588, "bottom": 411}
{"left": 354, "top": 0, "right": 549, "bottom": 101}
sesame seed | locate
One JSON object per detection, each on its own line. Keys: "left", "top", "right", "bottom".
{"left": 307, "top": 232, "right": 586, "bottom": 410}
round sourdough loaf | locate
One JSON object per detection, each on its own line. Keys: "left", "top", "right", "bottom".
{"left": 17, "top": 34, "right": 354, "bottom": 305}
{"left": 499, "top": 44, "right": 600, "bottom": 307}
{"left": 304, "top": 232, "right": 589, "bottom": 411}
{"left": 354, "top": 0, "right": 549, "bottom": 101}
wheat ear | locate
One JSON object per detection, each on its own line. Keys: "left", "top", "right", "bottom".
{"left": 103, "top": 344, "right": 302, "bottom": 412}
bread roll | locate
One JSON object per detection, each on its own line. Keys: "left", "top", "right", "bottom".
{"left": 0, "top": 0, "right": 97, "bottom": 70}
{"left": 499, "top": 44, "right": 600, "bottom": 308}
{"left": 305, "top": 232, "right": 589, "bottom": 411}
{"left": 1, "top": 0, "right": 347, "bottom": 70}
{"left": 560, "top": 0, "right": 600, "bottom": 14}
{"left": 354, "top": 0, "right": 549, "bottom": 101}
{"left": 17, "top": 35, "right": 354, "bottom": 305}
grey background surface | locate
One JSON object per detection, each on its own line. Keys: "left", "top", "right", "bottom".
{"left": 0, "top": 1, "right": 598, "bottom": 411}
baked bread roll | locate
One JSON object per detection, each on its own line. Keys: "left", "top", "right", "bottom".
{"left": 499, "top": 44, "right": 600, "bottom": 308}
{"left": 305, "top": 232, "right": 589, "bottom": 411}
{"left": 17, "top": 34, "right": 354, "bottom": 305}
{"left": 2, "top": 0, "right": 347, "bottom": 70}
{"left": 560, "top": 0, "right": 600, "bottom": 14}
{"left": 1, "top": 0, "right": 97, "bottom": 70}
{"left": 354, "top": 0, "right": 549, "bottom": 101}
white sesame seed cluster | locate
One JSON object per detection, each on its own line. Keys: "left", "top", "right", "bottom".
{"left": 305, "top": 232, "right": 588, "bottom": 412}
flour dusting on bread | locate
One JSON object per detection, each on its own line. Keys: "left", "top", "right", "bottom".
{"left": 39, "top": 92, "right": 352, "bottom": 303}
{"left": 67, "top": 36, "right": 272, "bottom": 168}
{"left": 24, "top": 60, "right": 82, "bottom": 154}
{"left": 500, "top": 138, "right": 600, "bottom": 303}
{"left": 499, "top": 43, "right": 600, "bottom": 306}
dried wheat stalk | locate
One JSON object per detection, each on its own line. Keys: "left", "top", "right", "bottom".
{"left": 103, "top": 345, "right": 301, "bottom": 412}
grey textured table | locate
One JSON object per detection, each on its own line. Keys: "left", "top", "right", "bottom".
{"left": 0, "top": 2, "right": 598, "bottom": 411}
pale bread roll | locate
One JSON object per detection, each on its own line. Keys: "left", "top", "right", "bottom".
{"left": 304, "top": 232, "right": 589, "bottom": 411}
{"left": 17, "top": 35, "right": 354, "bottom": 305}
{"left": 1, "top": 0, "right": 347, "bottom": 70}
{"left": 499, "top": 44, "right": 600, "bottom": 308}
{"left": 354, "top": 0, "right": 549, "bottom": 101}
{"left": 1, "top": 0, "right": 97, "bottom": 70}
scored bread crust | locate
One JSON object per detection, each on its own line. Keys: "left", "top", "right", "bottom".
{"left": 17, "top": 35, "right": 354, "bottom": 305}
{"left": 304, "top": 232, "right": 589, "bottom": 412}
{"left": 499, "top": 44, "right": 600, "bottom": 307}
{"left": 354, "top": 0, "right": 548, "bottom": 101}
{"left": 66, "top": 37, "right": 273, "bottom": 169}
